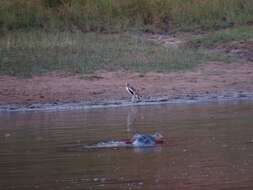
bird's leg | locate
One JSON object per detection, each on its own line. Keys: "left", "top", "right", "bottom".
{"left": 136, "top": 95, "right": 141, "bottom": 102}
{"left": 131, "top": 95, "right": 135, "bottom": 103}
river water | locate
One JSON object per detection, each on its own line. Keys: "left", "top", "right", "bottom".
{"left": 1, "top": 101, "right": 253, "bottom": 190}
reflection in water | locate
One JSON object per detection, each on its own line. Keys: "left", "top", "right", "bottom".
{"left": 126, "top": 105, "right": 138, "bottom": 133}
{"left": 1, "top": 101, "right": 253, "bottom": 190}
{"left": 133, "top": 146, "right": 162, "bottom": 154}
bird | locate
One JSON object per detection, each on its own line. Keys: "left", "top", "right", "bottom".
{"left": 131, "top": 132, "right": 163, "bottom": 147}
{"left": 125, "top": 82, "right": 141, "bottom": 102}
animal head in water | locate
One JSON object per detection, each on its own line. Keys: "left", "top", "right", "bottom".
{"left": 131, "top": 134, "right": 154, "bottom": 147}
{"left": 131, "top": 132, "right": 163, "bottom": 143}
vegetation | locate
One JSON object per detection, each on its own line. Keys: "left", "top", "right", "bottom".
{"left": 1, "top": 31, "right": 228, "bottom": 77}
{"left": 189, "top": 26, "right": 253, "bottom": 48}
{"left": 0, "top": 0, "right": 252, "bottom": 32}
{"left": 0, "top": 0, "right": 251, "bottom": 77}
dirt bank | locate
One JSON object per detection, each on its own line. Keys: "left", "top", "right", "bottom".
{"left": 0, "top": 62, "right": 253, "bottom": 107}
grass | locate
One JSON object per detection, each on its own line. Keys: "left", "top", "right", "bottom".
{"left": 0, "top": 0, "right": 253, "bottom": 33}
{"left": 0, "top": 30, "right": 230, "bottom": 77}
{"left": 189, "top": 26, "right": 253, "bottom": 48}
{"left": 2, "top": 0, "right": 250, "bottom": 77}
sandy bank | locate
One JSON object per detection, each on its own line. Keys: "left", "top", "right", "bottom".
{"left": 0, "top": 62, "right": 253, "bottom": 111}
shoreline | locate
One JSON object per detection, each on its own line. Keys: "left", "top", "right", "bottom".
{"left": 1, "top": 91, "right": 253, "bottom": 112}
{"left": 1, "top": 62, "right": 253, "bottom": 112}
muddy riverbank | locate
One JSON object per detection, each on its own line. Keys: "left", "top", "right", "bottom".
{"left": 0, "top": 62, "right": 253, "bottom": 111}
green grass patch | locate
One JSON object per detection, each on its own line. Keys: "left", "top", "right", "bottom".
{"left": 0, "top": 31, "right": 230, "bottom": 77}
{"left": 0, "top": 0, "right": 253, "bottom": 33}
{"left": 189, "top": 26, "right": 253, "bottom": 48}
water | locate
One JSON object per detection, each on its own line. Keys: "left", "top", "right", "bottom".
{"left": 1, "top": 101, "right": 253, "bottom": 190}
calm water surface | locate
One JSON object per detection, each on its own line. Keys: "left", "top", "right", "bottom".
{"left": 1, "top": 101, "right": 253, "bottom": 190}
